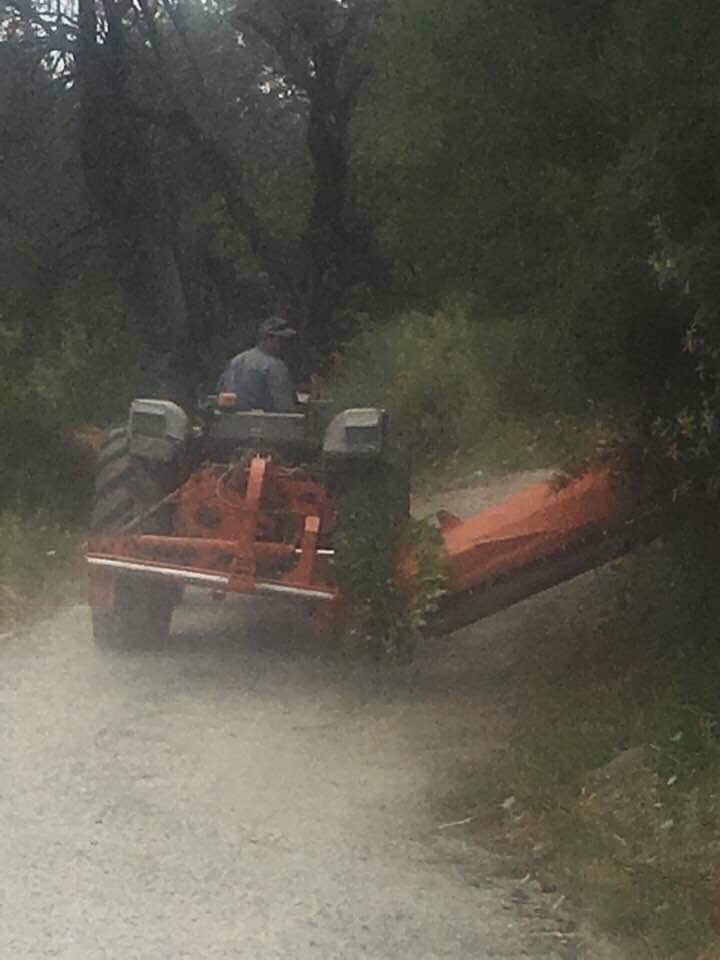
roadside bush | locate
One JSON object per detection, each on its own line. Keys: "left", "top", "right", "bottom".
{"left": 0, "top": 315, "right": 151, "bottom": 520}
{"left": 320, "top": 306, "right": 589, "bottom": 659}
{"left": 471, "top": 524, "right": 720, "bottom": 958}
{"left": 323, "top": 308, "right": 495, "bottom": 463}
{"left": 321, "top": 306, "right": 590, "bottom": 471}
{"left": 30, "top": 320, "right": 148, "bottom": 427}
{"left": 0, "top": 381, "right": 95, "bottom": 521}
{"left": 0, "top": 510, "right": 85, "bottom": 625}
{"left": 480, "top": 312, "right": 586, "bottom": 419}
{"left": 332, "top": 461, "right": 448, "bottom": 661}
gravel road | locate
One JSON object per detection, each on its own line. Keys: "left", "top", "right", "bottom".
{"left": 0, "top": 473, "right": 606, "bottom": 959}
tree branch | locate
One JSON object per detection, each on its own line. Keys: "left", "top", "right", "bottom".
{"left": 133, "top": 0, "right": 166, "bottom": 68}
{"left": 160, "top": 0, "right": 209, "bottom": 101}
{"left": 4, "top": 0, "right": 78, "bottom": 52}
{"left": 234, "top": 8, "right": 314, "bottom": 93}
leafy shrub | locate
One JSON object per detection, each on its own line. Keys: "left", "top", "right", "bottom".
{"left": 30, "top": 320, "right": 148, "bottom": 427}
{"left": 0, "top": 381, "right": 95, "bottom": 521}
{"left": 645, "top": 220, "right": 720, "bottom": 505}
{"left": 0, "top": 315, "right": 151, "bottom": 520}
{"left": 494, "top": 531, "right": 720, "bottom": 958}
{"left": 321, "top": 306, "right": 585, "bottom": 659}
{"left": 323, "top": 309, "right": 483, "bottom": 466}
{"left": 323, "top": 307, "right": 495, "bottom": 463}
{"left": 0, "top": 510, "right": 85, "bottom": 624}
{"left": 321, "top": 306, "right": 588, "bottom": 471}
{"left": 332, "top": 460, "right": 447, "bottom": 661}
{"left": 649, "top": 316, "right": 720, "bottom": 502}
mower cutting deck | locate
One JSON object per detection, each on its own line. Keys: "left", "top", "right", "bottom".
{"left": 427, "top": 467, "right": 658, "bottom": 636}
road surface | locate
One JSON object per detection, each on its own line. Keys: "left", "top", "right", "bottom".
{"left": 0, "top": 473, "right": 610, "bottom": 959}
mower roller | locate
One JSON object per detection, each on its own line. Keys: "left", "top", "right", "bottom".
{"left": 86, "top": 396, "right": 657, "bottom": 647}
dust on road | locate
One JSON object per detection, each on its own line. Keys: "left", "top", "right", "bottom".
{"left": 0, "top": 472, "right": 610, "bottom": 959}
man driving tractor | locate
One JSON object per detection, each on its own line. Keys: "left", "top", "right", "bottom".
{"left": 217, "top": 316, "right": 298, "bottom": 412}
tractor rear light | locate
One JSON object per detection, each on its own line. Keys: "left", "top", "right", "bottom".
{"left": 218, "top": 392, "right": 238, "bottom": 409}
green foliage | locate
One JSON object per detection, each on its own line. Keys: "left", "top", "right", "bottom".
{"left": 5, "top": 0, "right": 720, "bottom": 481}
{"left": 644, "top": 220, "right": 720, "bottom": 504}
{"left": 332, "top": 460, "right": 447, "bottom": 661}
{"left": 322, "top": 306, "right": 587, "bottom": 470}
{"left": 324, "top": 308, "right": 495, "bottom": 462}
{"left": 650, "top": 317, "right": 720, "bottom": 497}
{"left": 355, "top": 0, "right": 609, "bottom": 306}
{"left": 0, "top": 511, "right": 85, "bottom": 625}
{"left": 0, "top": 277, "right": 154, "bottom": 518}
{"left": 0, "top": 381, "right": 95, "bottom": 520}
{"left": 470, "top": 529, "right": 720, "bottom": 958}
{"left": 354, "top": 0, "right": 720, "bottom": 417}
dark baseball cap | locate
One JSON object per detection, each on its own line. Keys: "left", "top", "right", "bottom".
{"left": 260, "top": 316, "right": 297, "bottom": 338}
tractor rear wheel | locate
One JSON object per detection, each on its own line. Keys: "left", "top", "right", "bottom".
{"left": 90, "top": 427, "right": 181, "bottom": 649}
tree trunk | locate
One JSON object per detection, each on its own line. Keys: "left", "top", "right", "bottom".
{"left": 301, "top": 52, "right": 353, "bottom": 349}
{"left": 75, "top": 0, "right": 195, "bottom": 406}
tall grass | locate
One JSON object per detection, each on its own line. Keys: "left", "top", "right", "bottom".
{"left": 0, "top": 381, "right": 96, "bottom": 520}
{"left": 467, "top": 524, "right": 720, "bottom": 958}
{"left": 0, "top": 510, "right": 85, "bottom": 628}
{"left": 320, "top": 307, "right": 591, "bottom": 477}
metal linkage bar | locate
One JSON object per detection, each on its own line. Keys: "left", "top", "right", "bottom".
{"left": 255, "top": 582, "right": 336, "bottom": 602}
{"left": 87, "top": 556, "right": 338, "bottom": 601}
{"left": 87, "top": 556, "right": 230, "bottom": 587}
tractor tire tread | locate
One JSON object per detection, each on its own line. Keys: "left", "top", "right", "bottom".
{"left": 94, "top": 459, "right": 136, "bottom": 501}
{"left": 90, "top": 426, "right": 181, "bottom": 648}
{"left": 96, "top": 428, "right": 130, "bottom": 468}
{"left": 90, "top": 488, "right": 136, "bottom": 532}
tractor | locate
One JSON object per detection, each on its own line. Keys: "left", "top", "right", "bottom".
{"left": 87, "top": 394, "right": 660, "bottom": 648}
{"left": 87, "top": 395, "right": 408, "bottom": 647}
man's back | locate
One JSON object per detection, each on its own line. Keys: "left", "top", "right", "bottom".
{"left": 218, "top": 346, "right": 297, "bottom": 412}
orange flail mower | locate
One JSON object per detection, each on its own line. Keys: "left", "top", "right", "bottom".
{"left": 86, "top": 397, "right": 657, "bottom": 647}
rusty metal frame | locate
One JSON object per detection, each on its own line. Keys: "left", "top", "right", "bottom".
{"left": 88, "top": 450, "right": 645, "bottom": 640}
{"left": 87, "top": 454, "right": 340, "bottom": 611}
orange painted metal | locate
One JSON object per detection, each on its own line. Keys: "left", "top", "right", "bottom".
{"left": 89, "top": 451, "right": 641, "bottom": 633}
{"left": 290, "top": 515, "right": 321, "bottom": 587}
{"left": 440, "top": 467, "right": 633, "bottom": 593}
{"left": 88, "top": 455, "right": 338, "bottom": 605}
{"left": 173, "top": 462, "right": 334, "bottom": 545}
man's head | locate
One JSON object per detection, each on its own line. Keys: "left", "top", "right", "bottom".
{"left": 258, "top": 316, "right": 297, "bottom": 357}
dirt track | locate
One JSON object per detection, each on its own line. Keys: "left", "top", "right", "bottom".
{"left": 0, "top": 474, "right": 617, "bottom": 959}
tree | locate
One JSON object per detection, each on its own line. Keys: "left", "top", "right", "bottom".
{"left": 354, "top": 0, "right": 720, "bottom": 413}
{"left": 234, "top": 0, "right": 387, "bottom": 346}
{"left": 3, "top": 0, "right": 384, "bottom": 400}
{"left": 2, "top": 0, "right": 302, "bottom": 400}
{"left": 0, "top": 26, "right": 89, "bottom": 371}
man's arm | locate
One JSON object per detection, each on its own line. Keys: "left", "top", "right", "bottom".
{"left": 267, "top": 358, "right": 298, "bottom": 413}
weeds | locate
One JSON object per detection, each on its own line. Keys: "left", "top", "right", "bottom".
{"left": 469, "top": 535, "right": 720, "bottom": 958}
{"left": 319, "top": 307, "right": 595, "bottom": 476}
{"left": 0, "top": 510, "right": 85, "bottom": 629}
{"left": 332, "top": 459, "right": 448, "bottom": 661}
